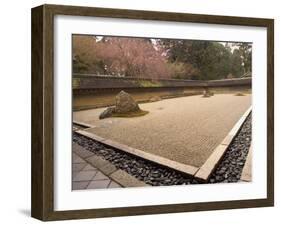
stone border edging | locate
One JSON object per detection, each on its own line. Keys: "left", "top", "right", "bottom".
{"left": 75, "top": 130, "right": 199, "bottom": 177}
{"left": 73, "top": 120, "right": 92, "bottom": 128}
{"left": 194, "top": 106, "right": 252, "bottom": 182}
{"left": 240, "top": 144, "right": 252, "bottom": 182}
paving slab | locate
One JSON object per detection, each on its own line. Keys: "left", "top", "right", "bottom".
{"left": 100, "top": 163, "right": 118, "bottom": 175}
{"left": 86, "top": 155, "right": 110, "bottom": 169}
{"left": 82, "top": 164, "right": 97, "bottom": 171}
{"left": 73, "top": 170, "right": 97, "bottom": 182}
{"left": 73, "top": 143, "right": 95, "bottom": 159}
{"left": 110, "top": 170, "right": 150, "bottom": 187}
{"left": 72, "top": 142, "right": 125, "bottom": 190}
{"left": 87, "top": 179, "right": 111, "bottom": 189}
{"left": 74, "top": 94, "right": 251, "bottom": 167}
{"left": 72, "top": 163, "right": 87, "bottom": 172}
{"left": 108, "top": 181, "right": 122, "bottom": 188}
{"left": 72, "top": 171, "right": 79, "bottom": 179}
{"left": 72, "top": 181, "right": 90, "bottom": 190}
{"left": 72, "top": 153, "right": 86, "bottom": 164}
{"left": 93, "top": 171, "right": 109, "bottom": 180}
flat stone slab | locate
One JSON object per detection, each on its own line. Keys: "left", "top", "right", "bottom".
{"left": 108, "top": 181, "right": 122, "bottom": 188}
{"left": 72, "top": 143, "right": 124, "bottom": 190}
{"left": 99, "top": 163, "right": 118, "bottom": 175}
{"left": 73, "top": 143, "right": 95, "bottom": 159}
{"left": 240, "top": 145, "right": 252, "bottom": 182}
{"left": 74, "top": 94, "right": 251, "bottom": 168}
{"left": 93, "top": 171, "right": 109, "bottom": 180}
{"left": 72, "top": 153, "right": 86, "bottom": 164}
{"left": 82, "top": 164, "right": 97, "bottom": 171}
{"left": 87, "top": 179, "right": 111, "bottom": 189}
{"left": 72, "top": 163, "right": 87, "bottom": 172}
{"left": 73, "top": 170, "right": 98, "bottom": 182}
{"left": 85, "top": 155, "right": 118, "bottom": 176}
{"left": 110, "top": 170, "right": 150, "bottom": 187}
{"left": 72, "top": 181, "right": 90, "bottom": 190}
{"left": 86, "top": 155, "right": 110, "bottom": 170}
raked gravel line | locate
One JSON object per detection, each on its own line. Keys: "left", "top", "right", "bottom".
{"left": 73, "top": 114, "right": 252, "bottom": 186}
{"left": 74, "top": 94, "right": 251, "bottom": 167}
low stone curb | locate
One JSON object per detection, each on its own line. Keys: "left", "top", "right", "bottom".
{"left": 110, "top": 170, "right": 149, "bottom": 187}
{"left": 73, "top": 120, "right": 92, "bottom": 128}
{"left": 77, "top": 130, "right": 106, "bottom": 143}
{"left": 73, "top": 143, "right": 95, "bottom": 159}
{"left": 194, "top": 106, "right": 252, "bottom": 182}
{"left": 240, "top": 144, "right": 252, "bottom": 182}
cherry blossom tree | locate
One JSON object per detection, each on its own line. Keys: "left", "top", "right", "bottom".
{"left": 95, "top": 37, "right": 171, "bottom": 79}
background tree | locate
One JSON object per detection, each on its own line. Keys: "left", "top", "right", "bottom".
{"left": 72, "top": 35, "right": 105, "bottom": 74}
{"left": 73, "top": 35, "right": 252, "bottom": 80}
{"left": 95, "top": 37, "right": 171, "bottom": 79}
{"left": 230, "top": 49, "right": 244, "bottom": 77}
{"left": 235, "top": 43, "right": 252, "bottom": 73}
{"left": 159, "top": 40, "right": 248, "bottom": 80}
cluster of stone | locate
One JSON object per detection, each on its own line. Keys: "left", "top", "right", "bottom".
{"left": 99, "top": 90, "right": 141, "bottom": 119}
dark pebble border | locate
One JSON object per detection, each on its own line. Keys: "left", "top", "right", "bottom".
{"left": 73, "top": 114, "right": 251, "bottom": 186}
{"left": 209, "top": 114, "right": 252, "bottom": 183}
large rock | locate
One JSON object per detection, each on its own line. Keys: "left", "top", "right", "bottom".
{"left": 99, "top": 91, "right": 142, "bottom": 119}
{"left": 99, "top": 106, "right": 115, "bottom": 119}
{"left": 114, "top": 91, "right": 140, "bottom": 113}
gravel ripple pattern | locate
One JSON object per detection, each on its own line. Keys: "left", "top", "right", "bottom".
{"left": 73, "top": 114, "right": 251, "bottom": 186}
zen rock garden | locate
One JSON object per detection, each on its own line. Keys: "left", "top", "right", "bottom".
{"left": 72, "top": 36, "right": 253, "bottom": 190}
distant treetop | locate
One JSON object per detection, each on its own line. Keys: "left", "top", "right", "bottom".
{"left": 73, "top": 35, "right": 252, "bottom": 80}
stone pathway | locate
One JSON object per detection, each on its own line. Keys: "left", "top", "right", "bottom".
{"left": 72, "top": 141, "right": 148, "bottom": 190}
{"left": 72, "top": 152, "right": 122, "bottom": 190}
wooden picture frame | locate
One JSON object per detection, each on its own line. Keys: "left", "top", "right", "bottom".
{"left": 31, "top": 4, "right": 274, "bottom": 221}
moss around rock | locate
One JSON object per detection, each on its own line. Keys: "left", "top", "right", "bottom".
{"left": 112, "top": 110, "right": 149, "bottom": 118}
{"left": 99, "top": 91, "right": 148, "bottom": 119}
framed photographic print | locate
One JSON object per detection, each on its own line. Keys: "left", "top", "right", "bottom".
{"left": 31, "top": 4, "right": 274, "bottom": 221}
